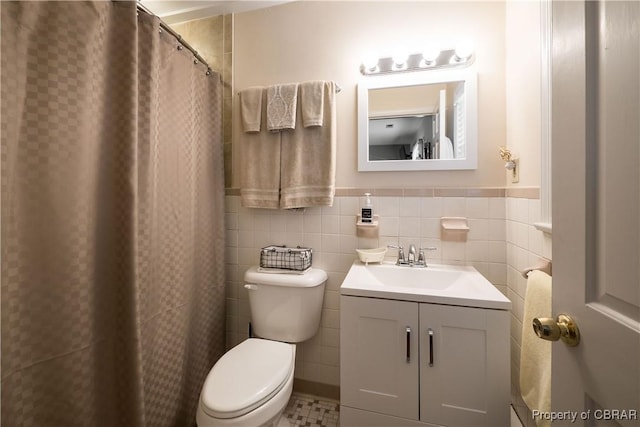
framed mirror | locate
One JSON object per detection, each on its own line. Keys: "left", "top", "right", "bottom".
{"left": 357, "top": 70, "right": 477, "bottom": 171}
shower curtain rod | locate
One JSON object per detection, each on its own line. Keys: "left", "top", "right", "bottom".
{"left": 136, "top": 2, "right": 212, "bottom": 72}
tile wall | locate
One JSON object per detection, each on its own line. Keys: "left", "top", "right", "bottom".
{"left": 224, "top": 190, "right": 518, "bottom": 388}
{"left": 505, "top": 195, "right": 552, "bottom": 427}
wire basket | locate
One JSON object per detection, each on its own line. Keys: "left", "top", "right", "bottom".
{"left": 259, "top": 245, "right": 312, "bottom": 272}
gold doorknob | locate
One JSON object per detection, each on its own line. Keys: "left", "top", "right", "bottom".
{"left": 532, "top": 314, "right": 580, "bottom": 347}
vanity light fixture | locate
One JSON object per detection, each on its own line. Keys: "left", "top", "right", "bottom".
{"left": 360, "top": 44, "right": 475, "bottom": 75}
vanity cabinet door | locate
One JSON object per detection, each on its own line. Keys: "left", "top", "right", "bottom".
{"left": 419, "top": 303, "right": 510, "bottom": 427}
{"left": 341, "top": 296, "right": 419, "bottom": 420}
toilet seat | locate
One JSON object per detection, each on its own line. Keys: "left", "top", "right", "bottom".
{"left": 199, "top": 338, "right": 295, "bottom": 420}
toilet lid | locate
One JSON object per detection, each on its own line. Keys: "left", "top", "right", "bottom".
{"left": 200, "top": 338, "right": 295, "bottom": 419}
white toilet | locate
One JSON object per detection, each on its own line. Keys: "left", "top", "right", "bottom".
{"left": 196, "top": 266, "right": 327, "bottom": 427}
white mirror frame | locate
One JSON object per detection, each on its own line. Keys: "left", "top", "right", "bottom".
{"left": 357, "top": 69, "right": 478, "bottom": 172}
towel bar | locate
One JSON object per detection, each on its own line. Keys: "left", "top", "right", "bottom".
{"left": 521, "top": 258, "right": 552, "bottom": 278}
{"left": 237, "top": 82, "right": 341, "bottom": 96}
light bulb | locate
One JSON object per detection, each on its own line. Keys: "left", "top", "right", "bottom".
{"left": 454, "top": 40, "right": 474, "bottom": 61}
{"left": 422, "top": 43, "right": 440, "bottom": 64}
{"left": 362, "top": 53, "right": 379, "bottom": 72}
{"left": 392, "top": 49, "right": 408, "bottom": 68}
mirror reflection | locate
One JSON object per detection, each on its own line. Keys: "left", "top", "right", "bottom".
{"left": 368, "top": 81, "right": 466, "bottom": 161}
{"left": 357, "top": 70, "right": 477, "bottom": 172}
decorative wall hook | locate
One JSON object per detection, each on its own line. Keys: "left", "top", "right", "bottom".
{"left": 499, "top": 146, "right": 519, "bottom": 183}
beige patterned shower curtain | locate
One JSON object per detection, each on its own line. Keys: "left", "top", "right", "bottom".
{"left": 1, "top": 2, "right": 226, "bottom": 426}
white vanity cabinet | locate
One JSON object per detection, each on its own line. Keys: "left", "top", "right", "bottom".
{"left": 340, "top": 295, "right": 510, "bottom": 427}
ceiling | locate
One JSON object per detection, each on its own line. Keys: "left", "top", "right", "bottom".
{"left": 140, "top": 1, "right": 294, "bottom": 24}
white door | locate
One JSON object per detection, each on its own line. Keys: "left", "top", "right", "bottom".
{"left": 552, "top": 1, "right": 640, "bottom": 425}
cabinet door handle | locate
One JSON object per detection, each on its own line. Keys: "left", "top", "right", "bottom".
{"left": 428, "top": 328, "right": 434, "bottom": 367}
{"left": 406, "top": 326, "right": 411, "bottom": 362}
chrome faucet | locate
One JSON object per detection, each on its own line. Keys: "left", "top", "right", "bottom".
{"left": 407, "top": 244, "right": 417, "bottom": 266}
{"left": 388, "top": 244, "right": 438, "bottom": 267}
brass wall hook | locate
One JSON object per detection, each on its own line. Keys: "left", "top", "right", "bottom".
{"left": 499, "top": 146, "right": 519, "bottom": 183}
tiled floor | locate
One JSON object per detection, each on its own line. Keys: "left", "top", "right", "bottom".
{"left": 282, "top": 392, "right": 340, "bottom": 427}
{"left": 281, "top": 392, "right": 522, "bottom": 427}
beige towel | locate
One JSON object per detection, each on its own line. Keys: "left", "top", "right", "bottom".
{"left": 520, "top": 270, "right": 552, "bottom": 427}
{"left": 280, "top": 81, "right": 336, "bottom": 209}
{"left": 267, "top": 83, "right": 298, "bottom": 131}
{"left": 300, "top": 80, "right": 325, "bottom": 127}
{"left": 239, "top": 87, "right": 263, "bottom": 133}
{"left": 240, "top": 88, "right": 281, "bottom": 209}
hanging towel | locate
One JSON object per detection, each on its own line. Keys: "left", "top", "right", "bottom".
{"left": 238, "top": 87, "right": 263, "bottom": 133}
{"left": 439, "top": 135, "right": 454, "bottom": 159}
{"left": 267, "top": 83, "right": 298, "bottom": 131}
{"left": 520, "top": 270, "right": 552, "bottom": 427}
{"left": 240, "top": 87, "right": 281, "bottom": 209}
{"left": 280, "top": 81, "right": 337, "bottom": 209}
{"left": 300, "top": 80, "right": 325, "bottom": 127}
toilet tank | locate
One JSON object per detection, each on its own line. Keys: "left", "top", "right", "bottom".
{"left": 244, "top": 266, "right": 327, "bottom": 343}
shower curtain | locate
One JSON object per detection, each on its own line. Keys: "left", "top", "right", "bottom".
{"left": 1, "top": 2, "right": 226, "bottom": 426}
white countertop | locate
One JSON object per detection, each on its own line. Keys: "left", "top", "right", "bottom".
{"left": 340, "top": 261, "right": 511, "bottom": 310}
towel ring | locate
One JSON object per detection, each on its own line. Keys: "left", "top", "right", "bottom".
{"left": 522, "top": 258, "right": 552, "bottom": 278}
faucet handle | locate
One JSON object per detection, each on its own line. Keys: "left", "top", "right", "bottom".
{"left": 417, "top": 247, "right": 437, "bottom": 265}
{"left": 419, "top": 246, "right": 438, "bottom": 252}
{"left": 387, "top": 244, "right": 406, "bottom": 264}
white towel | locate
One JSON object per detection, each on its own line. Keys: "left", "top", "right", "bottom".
{"left": 439, "top": 135, "right": 454, "bottom": 159}
{"left": 411, "top": 141, "right": 422, "bottom": 159}
{"left": 279, "top": 81, "right": 336, "bottom": 209}
{"left": 240, "top": 88, "right": 281, "bottom": 209}
{"left": 300, "top": 80, "right": 325, "bottom": 127}
{"left": 520, "top": 270, "right": 552, "bottom": 427}
{"left": 238, "top": 87, "right": 263, "bottom": 133}
{"left": 267, "top": 83, "right": 298, "bottom": 131}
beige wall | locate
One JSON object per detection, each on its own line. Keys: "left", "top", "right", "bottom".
{"left": 233, "top": 1, "right": 507, "bottom": 189}
{"left": 505, "top": 1, "right": 541, "bottom": 188}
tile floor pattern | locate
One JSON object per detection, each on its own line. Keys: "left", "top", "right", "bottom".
{"left": 283, "top": 393, "right": 340, "bottom": 427}
{"left": 282, "top": 392, "right": 523, "bottom": 427}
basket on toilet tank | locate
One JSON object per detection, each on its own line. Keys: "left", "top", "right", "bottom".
{"left": 259, "top": 245, "right": 312, "bottom": 272}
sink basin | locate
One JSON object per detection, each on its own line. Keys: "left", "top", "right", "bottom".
{"left": 341, "top": 261, "right": 511, "bottom": 310}
{"left": 364, "top": 264, "right": 462, "bottom": 290}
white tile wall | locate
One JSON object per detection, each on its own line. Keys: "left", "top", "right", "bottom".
{"left": 224, "top": 194, "right": 512, "bottom": 387}
{"left": 505, "top": 197, "right": 552, "bottom": 427}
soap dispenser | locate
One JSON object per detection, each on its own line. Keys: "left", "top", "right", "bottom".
{"left": 356, "top": 193, "right": 379, "bottom": 237}
{"left": 361, "top": 193, "right": 373, "bottom": 223}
